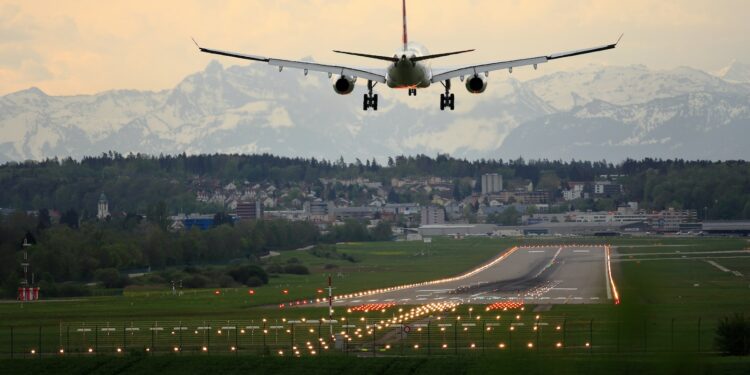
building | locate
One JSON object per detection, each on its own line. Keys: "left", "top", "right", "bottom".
{"left": 97, "top": 193, "right": 110, "bottom": 220}
{"left": 594, "top": 181, "right": 623, "bottom": 197}
{"left": 333, "top": 206, "right": 379, "bottom": 221}
{"left": 303, "top": 200, "right": 334, "bottom": 222}
{"left": 418, "top": 224, "right": 498, "bottom": 237}
{"left": 235, "top": 200, "right": 263, "bottom": 220}
{"left": 481, "top": 173, "right": 503, "bottom": 195}
{"left": 496, "top": 190, "right": 550, "bottom": 204}
{"left": 170, "top": 214, "right": 218, "bottom": 230}
{"left": 420, "top": 206, "right": 446, "bottom": 226}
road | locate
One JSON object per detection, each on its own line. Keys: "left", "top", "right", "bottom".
{"left": 322, "top": 246, "right": 611, "bottom": 307}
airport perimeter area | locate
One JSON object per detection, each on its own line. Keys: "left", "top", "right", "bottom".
{"left": 3, "top": 237, "right": 750, "bottom": 364}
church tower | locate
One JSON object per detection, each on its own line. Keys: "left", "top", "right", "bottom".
{"left": 97, "top": 193, "right": 110, "bottom": 220}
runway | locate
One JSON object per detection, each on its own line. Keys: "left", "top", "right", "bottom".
{"left": 320, "top": 246, "right": 612, "bottom": 307}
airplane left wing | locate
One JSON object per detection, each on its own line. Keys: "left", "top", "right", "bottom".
{"left": 431, "top": 36, "right": 622, "bottom": 83}
{"left": 193, "top": 40, "right": 387, "bottom": 83}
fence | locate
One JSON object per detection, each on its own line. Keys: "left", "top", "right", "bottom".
{"left": 2, "top": 315, "right": 719, "bottom": 358}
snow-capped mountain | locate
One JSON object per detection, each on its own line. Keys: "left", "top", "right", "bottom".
{"left": 715, "top": 60, "right": 750, "bottom": 84}
{"left": 0, "top": 61, "right": 748, "bottom": 163}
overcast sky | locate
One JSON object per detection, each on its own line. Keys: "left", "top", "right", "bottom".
{"left": 1, "top": 0, "right": 748, "bottom": 96}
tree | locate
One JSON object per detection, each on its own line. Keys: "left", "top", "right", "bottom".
{"left": 716, "top": 313, "right": 750, "bottom": 356}
{"left": 94, "top": 268, "right": 128, "bottom": 288}
{"left": 371, "top": 221, "right": 393, "bottom": 241}
{"left": 37, "top": 208, "right": 51, "bottom": 231}
{"left": 146, "top": 201, "right": 169, "bottom": 230}
{"left": 60, "top": 209, "right": 79, "bottom": 229}
{"left": 213, "top": 212, "right": 233, "bottom": 227}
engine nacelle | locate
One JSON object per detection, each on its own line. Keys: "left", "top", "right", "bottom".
{"left": 332, "top": 76, "right": 357, "bottom": 95}
{"left": 465, "top": 74, "right": 488, "bottom": 94}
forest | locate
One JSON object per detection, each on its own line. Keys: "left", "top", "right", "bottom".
{"left": 1, "top": 153, "right": 749, "bottom": 220}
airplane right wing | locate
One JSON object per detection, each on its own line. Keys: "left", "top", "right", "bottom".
{"left": 193, "top": 40, "right": 387, "bottom": 83}
{"left": 431, "top": 35, "right": 622, "bottom": 83}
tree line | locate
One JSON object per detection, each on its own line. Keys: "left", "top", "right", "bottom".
{"left": 0, "top": 207, "right": 392, "bottom": 297}
{"left": 1, "top": 153, "right": 749, "bottom": 219}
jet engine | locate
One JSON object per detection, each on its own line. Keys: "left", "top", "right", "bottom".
{"left": 465, "top": 74, "right": 488, "bottom": 94}
{"left": 332, "top": 76, "right": 357, "bottom": 95}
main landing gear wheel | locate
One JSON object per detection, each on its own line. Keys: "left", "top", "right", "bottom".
{"left": 363, "top": 94, "right": 378, "bottom": 111}
{"left": 363, "top": 80, "right": 379, "bottom": 111}
{"left": 439, "top": 79, "right": 455, "bottom": 111}
{"left": 408, "top": 88, "right": 417, "bottom": 96}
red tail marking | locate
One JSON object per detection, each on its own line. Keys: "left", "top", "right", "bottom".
{"left": 402, "top": 0, "right": 408, "bottom": 50}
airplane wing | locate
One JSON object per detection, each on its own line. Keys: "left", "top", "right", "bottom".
{"left": 193, "top": 40, "right": 386, "bottom": 83}
{"left": 430, "top": 35, "right": 622, "bottom": 83}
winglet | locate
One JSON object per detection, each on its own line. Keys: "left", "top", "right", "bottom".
{"left": 191, "top": 37, "right": 201, "bottom": 50}
{"left": 615, "top": 33, "right": 624, "bottom": 46}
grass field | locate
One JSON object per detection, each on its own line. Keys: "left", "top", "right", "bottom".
{"left": 2, "top": 236, "right": 750, "bottom": 372}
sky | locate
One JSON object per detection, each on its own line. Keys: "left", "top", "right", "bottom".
{"left": 1, "top": 0, "right": 749, "bottom": 96}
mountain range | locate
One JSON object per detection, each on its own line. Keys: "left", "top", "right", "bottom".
{"left": 1, "top": 60, "right": 748, "bottom": 163}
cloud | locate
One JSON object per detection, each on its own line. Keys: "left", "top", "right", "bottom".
{"left": 402, "top": 118, "right": 514, "bottom": 154}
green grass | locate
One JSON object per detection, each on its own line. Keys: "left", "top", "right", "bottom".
{"left": 2, "top": 236, "right": 749, "bottom": 363}
{"left": 2, "top": 353, "right": 749, "bottom": 375}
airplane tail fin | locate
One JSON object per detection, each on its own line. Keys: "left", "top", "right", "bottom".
{"left": 402, "top": 0, "right": 408, "bottom": 51}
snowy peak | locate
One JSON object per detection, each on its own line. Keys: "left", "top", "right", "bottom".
{"left": 527, "top": 64, "right": 749, "bottom": 111}
{"left": 0, "top": 62, "right": 749, "bottom": 163}
{"left": 716, "top": 60, "right": 750, "bottom": 84}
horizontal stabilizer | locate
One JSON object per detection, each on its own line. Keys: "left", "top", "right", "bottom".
{"left": 333, "top": 50, "right": 398, "bottom": 62}
{"left": 411, "top": 49, "right": 475, "bottom": 62}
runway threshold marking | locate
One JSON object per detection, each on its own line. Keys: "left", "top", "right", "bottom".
{"left": 706, "top": 260, "right": 731, "bottom": 272}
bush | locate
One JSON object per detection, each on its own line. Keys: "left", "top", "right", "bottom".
{"left": 245, "top": 276, "right": 264, "bottom": 287}
{"left": 323, "top": 264, "right": 339, "bottom": 270}
{"left": 716, "top": 313, "right": 750, "bottom": 355}
{"left": 94, "top": 268, "right": 130, "bottom": 289}
{"left": 228, "top": 265, "right": 269, "bottom": 285}
{"left": 286, "top": 257, "right": 300, "bottom": 264}
{"left": 265, "top": 264, "right": 283, "bottom": 274}
{"left": 183, "top": 274, "right": 209, "bottom": 289}
{"left": 283, "top": 264, "right": 310, "bottom": 275}
{"left": 217, "top": 275, "right": 235, "bottom": 288}
{"left": 38, "top": 281, "right": 92, "bottom": 298}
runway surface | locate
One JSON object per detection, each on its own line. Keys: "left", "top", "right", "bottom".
{"left": 319, "top": 246, "right": 611, "bottom": 307}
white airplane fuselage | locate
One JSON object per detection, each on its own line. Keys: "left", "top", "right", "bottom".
{"left": 386, "top": 43, "right": 432, "bottom": 89}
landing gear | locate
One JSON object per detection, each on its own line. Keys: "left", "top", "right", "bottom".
{"left": 408, "top": 88, "right": 417, "bottom": 96}
{"left": 440, "top": 79, "right": 455, "bottom": 111}
{"left": 363, "top": 80, "right": 378, "bottom": 111}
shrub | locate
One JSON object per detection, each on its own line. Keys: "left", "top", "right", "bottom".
{"left": 716, "top": 313, "right": 750, "bottom": 355}
{"left": 183, "top": 274, "right": 209, "bottom": 289}
{"left": 283, "top": 264, "right": 310, "bottom": 275}
{"left": 323, "top": 264, "right": 339, "bottom": 270}
{"left": 94, "top": 268, "right": 129, "bottom": 288}
{"left": 229, "top": 265, "right": 269, "bottom": 285}
{"left": 217, "top": 275, "right": 235, "bottom": 288}
{"left": 265, "top": 264, "right": 283, "bottom": 274}
{"left": 245, "top": 276, "right": 264, "bottom": 287}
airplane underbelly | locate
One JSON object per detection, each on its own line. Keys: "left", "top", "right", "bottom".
{"left": 386, "top": 64, "right": 431, "bottom": 89}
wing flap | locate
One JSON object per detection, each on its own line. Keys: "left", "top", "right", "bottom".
{"left": 431, "top": 36, "right": 621, "bottom": 83}
{"left": 194, "top": 40, "right": 386, "bottom": 83}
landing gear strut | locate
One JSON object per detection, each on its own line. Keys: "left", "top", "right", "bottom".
{"left": 363, "top": 80, "right": 378, "bottom": 111}
{"left": 408, "top": 88, "right": 417, "bottom": 96}
{"left": 440, "top": 79, "right": 455, "bottom": 111}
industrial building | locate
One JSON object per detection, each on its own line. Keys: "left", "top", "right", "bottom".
{"left": 481, "top": 173, "right": 503, "bottom": 195}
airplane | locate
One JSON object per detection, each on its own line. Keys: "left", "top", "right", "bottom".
{"left": 193, "top": 0, "right": 621, "bottom": 111}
